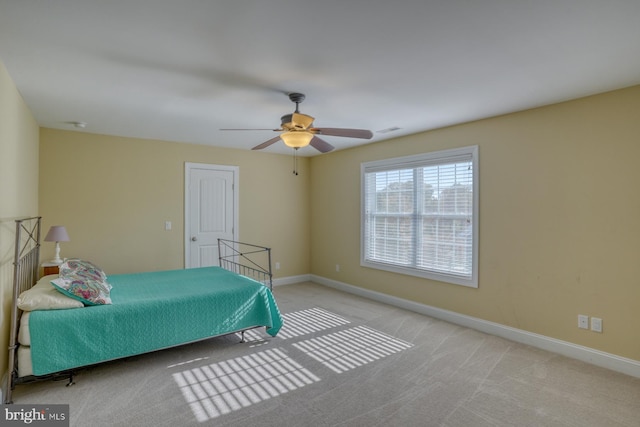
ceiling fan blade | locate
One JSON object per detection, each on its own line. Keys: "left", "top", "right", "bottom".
{"left": 309, "top": 136, "right": 335, "bottom": 153}
{"left": 312, "top": 128, "right": 373, "bottom": 139}
{"left": 252, "top": 135, "right": 282, "bottom": 150}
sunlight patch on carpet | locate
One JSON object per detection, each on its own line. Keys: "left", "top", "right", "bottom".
{"left": 278, "top": 307, "right": 350, "bottom": 339}
{"left": 173, "top": 348, "right": 320, "bottom": 422}
{"left": 292, "top": 326, "right": 413, "bottom": 373}
{"left": 167, "top": 356, "right": 210, "bottom": 369}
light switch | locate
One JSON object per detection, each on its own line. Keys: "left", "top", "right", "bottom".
{"left": 165, "top": 221, "right": 172, "bottom": 231}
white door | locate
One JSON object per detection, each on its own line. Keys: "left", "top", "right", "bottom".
{"left": 185, "top": 163, "right": 238, "bottom": 268}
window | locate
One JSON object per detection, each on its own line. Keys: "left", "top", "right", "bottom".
{"left": 361, "top": 146, "right": 478, "bottom": 287}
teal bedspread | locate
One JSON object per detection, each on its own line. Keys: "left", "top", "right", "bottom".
{"left": 28, "top": 267, "right": 283, "bottom": 376}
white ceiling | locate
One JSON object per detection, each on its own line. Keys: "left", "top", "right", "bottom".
{"left": 1, "top": 1, "right": 640, "bottom": 156}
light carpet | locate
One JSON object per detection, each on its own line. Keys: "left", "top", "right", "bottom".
{"left": 10, "top": 282, "right": 640, "bottom": 426}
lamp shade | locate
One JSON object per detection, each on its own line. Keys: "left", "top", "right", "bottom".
{"left": 44, "top": 226, "right": 70, "bottom": 242}
{"left": 280, "top": 131, "right": 313, "bottom": 148}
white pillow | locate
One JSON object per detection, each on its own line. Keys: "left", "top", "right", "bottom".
{"left": 17, "top": 274, "right": 84, "bottom": 311}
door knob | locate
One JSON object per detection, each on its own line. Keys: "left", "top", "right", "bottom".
{"left": 191, "top": 236, "right": 197, "bottom": 241}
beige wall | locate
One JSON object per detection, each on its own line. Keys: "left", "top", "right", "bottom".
{"left": 3, "top": 50, "right": 639, "bottom": 383}
{"left": 39, "top": 129, "right": 311, "bottom": 277}
{"left": 0, "top": 61, "right": 40, "bottom": 387}
{"left": 310, "top": 85, "right": 640, "bottom": 361}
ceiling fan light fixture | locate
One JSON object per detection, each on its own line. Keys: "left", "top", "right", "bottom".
{"left": 281, "top": 131, "right": 313, "bottom": 148}
{"left": 226, "top": 92, "right": 371, "bottom": 153}
{"left": 292, "top": 113, "right": 314, "bottom": 129}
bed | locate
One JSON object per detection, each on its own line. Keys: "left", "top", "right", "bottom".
{"left": 5, "top": 217, "right": 283, "bottom": 404}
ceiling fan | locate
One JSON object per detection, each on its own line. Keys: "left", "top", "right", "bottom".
{"left": 221, "top": 92, "right": 373, "bottom": 153}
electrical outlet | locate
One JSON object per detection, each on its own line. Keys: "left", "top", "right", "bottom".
{"left": 336, "top": 264, "right": 340, "bottom": 272}
{"left": 164, "top": 221, "right": 172, "bottom": 231}
{"left": 591, "top": 317, "right": 603, "bottom": 333}
{"left": 578, "top": 314, "right": 589, "bottom": 329}
{"left": 275, "top": 262, "right": 280, "bottom": 270}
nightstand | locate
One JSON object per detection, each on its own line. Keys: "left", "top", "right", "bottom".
{"left": 42, "top": 262, "right": 60, "bottom": 276}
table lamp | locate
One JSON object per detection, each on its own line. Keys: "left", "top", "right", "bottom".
{"left": 44, "top": 225, "right": 70, "bottom": 264}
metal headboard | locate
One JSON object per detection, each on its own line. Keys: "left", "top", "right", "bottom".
{"left": 5, "top": 216, "right": 41, "bottom": 404}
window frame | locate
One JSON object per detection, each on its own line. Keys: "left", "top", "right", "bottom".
{"left": 360, "top": 145, "right": 479, "bottom": 288}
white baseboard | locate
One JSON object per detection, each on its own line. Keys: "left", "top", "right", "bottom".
{"left": 311, "top": 275, "right": 640, "bottom": 379}
{"left": 273, "top": 274, "right": 312, "bottom": 287}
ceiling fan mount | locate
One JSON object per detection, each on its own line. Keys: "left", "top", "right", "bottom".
{"left": 287, "top": 92, "right": 306, "bottom": 105}
{"left": 220, "top": 92, "right": 373, "bottom": 153}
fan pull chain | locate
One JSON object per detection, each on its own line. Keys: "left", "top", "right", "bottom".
{"left": 293, "top": 148, "right": 299, "bottom": 175}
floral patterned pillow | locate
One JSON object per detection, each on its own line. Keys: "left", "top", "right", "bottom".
{"left": 51, "top": 276, "right": 112, "bottom": 306}
{"left": 51, "top": 259, "right": 112, "bottom": 306}
{"left": 59, "top": 259, "right": 107, "bottom": 282}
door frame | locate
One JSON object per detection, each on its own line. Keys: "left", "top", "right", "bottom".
{"left": 184, "top": 162, "right": 239, "bottom": 268}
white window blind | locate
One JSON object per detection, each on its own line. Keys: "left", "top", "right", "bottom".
{"left": 361, "top": 146, "right": 478, "bottom": 287}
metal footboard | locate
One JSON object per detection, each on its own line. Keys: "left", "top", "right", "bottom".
{"left": 217, "top": 239, "right": 273, "bottom": 290}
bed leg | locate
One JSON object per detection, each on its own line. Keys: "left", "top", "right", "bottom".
{"left": 66, "top": 373, "right": 75, "bottom": 387}
{"left": 240, "top": 330, "right": 246, "bottom": 343}
{"left": 5, "top": 371, "right": 17, "bottom": 404}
